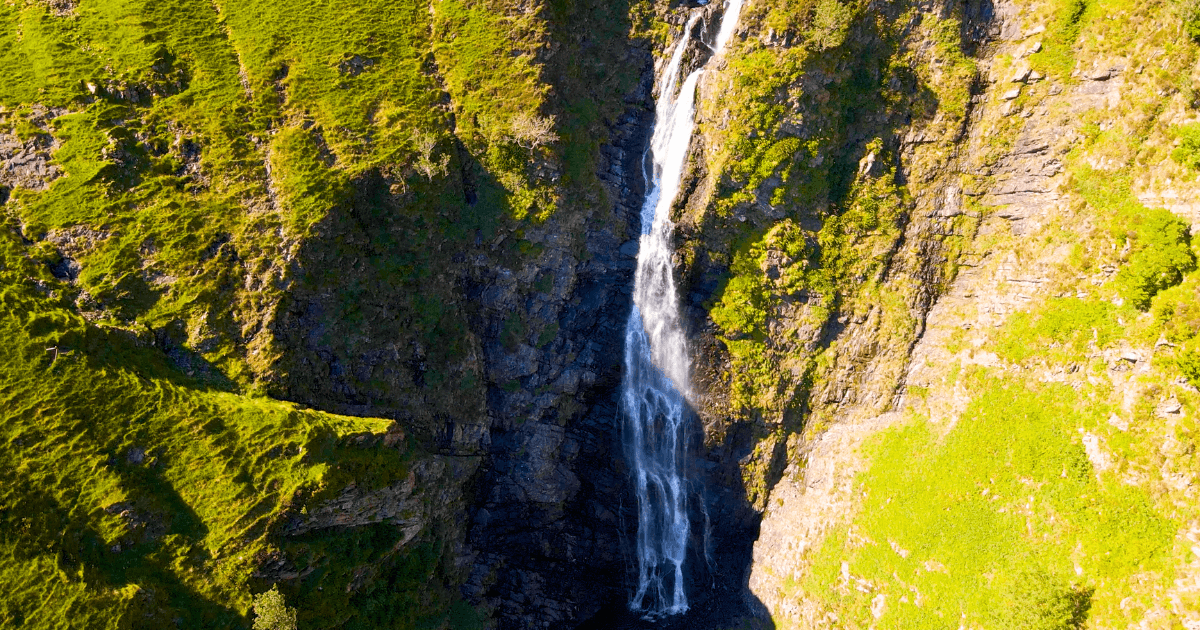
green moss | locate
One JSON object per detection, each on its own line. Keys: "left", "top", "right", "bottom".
{"left": 627, "top": 0, "right": 670, "bottom": 48}
{"left": 536, "top": 321, "right": 559, "bottom": 348}
{"left": 500, "top": 312, "right": 527, "bottom": 352}
{"left": 1030, "top": 0, "right": 1091, "bottom": 81}
{"left": 708, "top": 137, "right": 909, "bottom": 415}
{"left": 709, "top": 219, "right": 819, "bottom": 412}
{"left": 926, "top": 15, "right": 978, "bottom": 120}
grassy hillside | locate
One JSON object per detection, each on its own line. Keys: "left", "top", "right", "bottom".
{"left": 0, "top": 217, "right": 450, "bottom": 628}
{"left": 0, "top": 0, "right": 647, "bottom": 626}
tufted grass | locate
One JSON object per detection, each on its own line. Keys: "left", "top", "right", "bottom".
{"left": 995, "top": 297, "right": 1123, "bottom": 364}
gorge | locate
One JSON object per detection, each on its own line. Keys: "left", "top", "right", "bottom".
{"left": 4, "top": 0, "right": 1200, "bottom": 627}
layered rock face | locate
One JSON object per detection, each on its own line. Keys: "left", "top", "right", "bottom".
{"left": 0, "top": 0, "right": 671, "bottom": 626}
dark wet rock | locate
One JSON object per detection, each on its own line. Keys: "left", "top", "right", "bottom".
{"left": 338, "top": 54, "right": 377, "bottom": 77}
{"left": 126, "top": 447, "right": 146, "bottom": 465}
{"left": 460, "top": 47, "right": 658, "bottom": 628}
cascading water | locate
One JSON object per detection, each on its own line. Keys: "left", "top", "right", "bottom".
{"left": 621, "top": 0, "right": 743, "bottom": 618}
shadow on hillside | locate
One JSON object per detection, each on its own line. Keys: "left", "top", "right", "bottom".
{"left": 264, "top": 154, "right": 510, "bottom": 443}
{"left": 0, "top": 465, "right": 244, "bottom": 628}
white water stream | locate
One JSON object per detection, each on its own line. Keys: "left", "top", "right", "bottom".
{"left": 621, "top": 0, "right": 742, "bottom": 618}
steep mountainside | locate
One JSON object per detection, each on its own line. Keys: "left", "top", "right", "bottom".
{"left": 678, "top": 0, "right": 1200, "bottom": 626}
{"left": 6, "top": 0, "right": 1200, "bottom": 627}
{"left": 1, "top": 0, "right": 656, "bottom": 627}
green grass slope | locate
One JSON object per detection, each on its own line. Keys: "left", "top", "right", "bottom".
{"left": 0, "top": 0, "right": 648, "bottom": 626}
{"left": 0, "top": 217, "right": 441, "bottom": 628}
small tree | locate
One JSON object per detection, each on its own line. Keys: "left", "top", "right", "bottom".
{"left": 992, "top": 569, "right": 1091, "bottom": 630}
{"left": 808, "top": 0, "right": 853, "bottom": 50}
{"left": 510, "top": 112, "right": 559, "bottom": 149}
{"left": 252, "top": 585, "right": 297, "bottom": 630}
{"left": 413, "top": 131, "right": 450, "bottom": 181}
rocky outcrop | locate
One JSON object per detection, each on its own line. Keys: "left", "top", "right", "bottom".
{"left": 280, "top": 456, "right": 477, "bottom": 541}
{"left": 0, "top": 107, "right": 63, "bottom": 195}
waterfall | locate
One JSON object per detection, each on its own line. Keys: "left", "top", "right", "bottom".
{"left": 621, "top": 0, "right": 742, "bottom": 618}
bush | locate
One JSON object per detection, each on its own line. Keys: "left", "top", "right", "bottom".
{"left": 253, "top": 586, "right": 298, "bottom": 630}
{"left": 1171, "top": 123, "right": 1200, "bottom": 169}
{"left": 1152, "top": 281, "right": 1200, "bottom": 343}
{"left": 992, "top": 570, "right": 1091, "bottom": 630}
{"left": 510, "top": 112, "right": 559, "bottom": 149}
{"left": 808, "top": 0, "right": 853, "bottom": 50}
{"left": 1179, "top": 346, "right": 1200, "bottom": 387}
{"left": 1072, "top": 167, "right": 1195, "bottom": 309}
{"left": 1179, "top": 0, "right": 1200, "bottom": 40}
{"left": 1116, "top": 209, "right": 1195, "bottom": 309}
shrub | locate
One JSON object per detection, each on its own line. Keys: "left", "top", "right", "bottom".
{"left": 253, "top": 586, "right": 298, "bottom": 630}
{"left": 1179, "top": 0, "right": 1200, "bottom": 40}
{"left": 808, "top": 0, "right": 854, "bottom": 50}
{"left": 510, "top": 112, "right": 559, "bottom": 149}
{"left": 413, "top": 131, "right": 450, "bottom": 181}
{"left": 1178, "top": 346, "right": 1200, "bottom": 387}
{"left": 1072, "top": 167, "right": 1195, "bottom": 309}
{"left": 1116, "top": 209, "right": 1195, "bottom": 309}
{"left": 992, "top": 570, "right": 1091, "bottom": 630}
{"left": 1171, "top": 123, "right": 1200, "bottom": 169}
{"left": 1152, "top": 281, "right": 1200, "bottom": 343}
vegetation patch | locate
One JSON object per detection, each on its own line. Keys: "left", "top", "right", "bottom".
{"left": 802, "top": 376, "right": 1176, "bottom": 628}
{"left": 1030, "top": 0, "right": 1092, "bottom": 81}
{"left": 0, "top": 0, "right": 655, "bottom": 623}
{"left": 995, "top": 297, "right": 1122, "bottom": 363}
{"left": 0, "top": 219, "right": 470, "bottom": 629}
{"left": 1171, "top": 122, "right": 1200, "bottom": 170}
{"left": 1072, "top": 167, "right": 1194, "bottom": 309}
